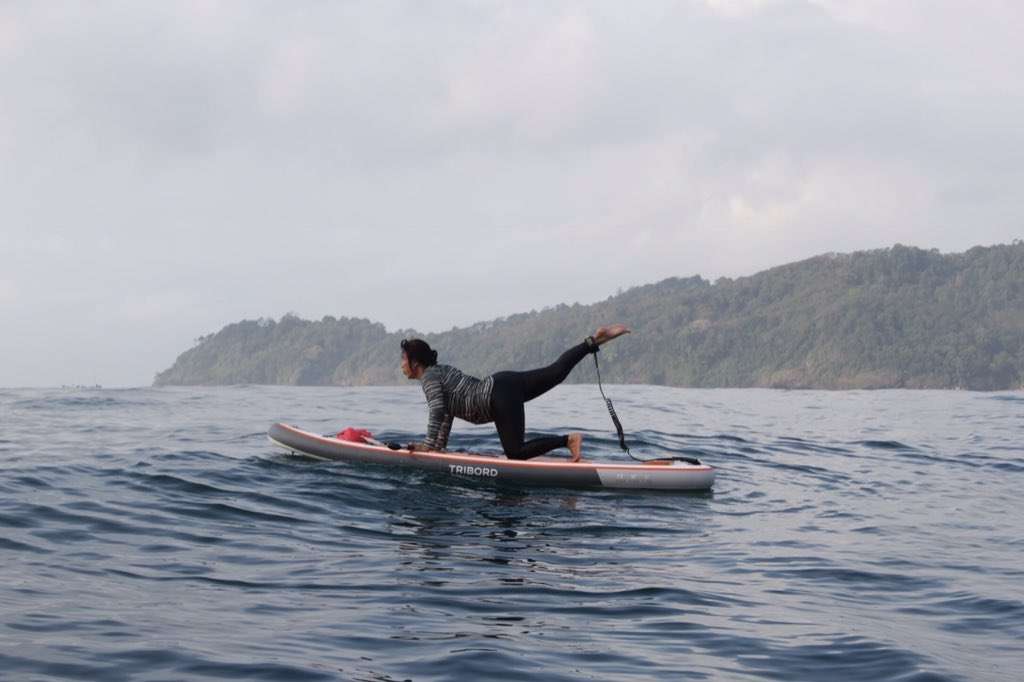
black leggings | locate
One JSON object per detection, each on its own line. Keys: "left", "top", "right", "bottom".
{"left": 491, "top": 341, "right": 594, "bottom": 460}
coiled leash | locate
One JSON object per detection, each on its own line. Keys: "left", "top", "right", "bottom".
{"left": 591, "top": 345, "right": 702, "bottom": 466}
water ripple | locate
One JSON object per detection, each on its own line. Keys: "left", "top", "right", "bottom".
{"left": 0, "top": 385, "right": 1020, "bottom": 681}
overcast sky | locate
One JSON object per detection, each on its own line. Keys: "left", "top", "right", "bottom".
{"left": 2, "top": 1, "right": 1022, "bottom": 387}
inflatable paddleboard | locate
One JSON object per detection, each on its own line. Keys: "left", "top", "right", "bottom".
{"left": 268, "top": 423, "right": 715, "bottom": 491}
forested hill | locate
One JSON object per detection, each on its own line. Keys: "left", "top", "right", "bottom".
{"left": 154, "top": 244, "right": 1024, "bottom": 390}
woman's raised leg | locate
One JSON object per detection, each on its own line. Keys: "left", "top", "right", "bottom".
{"left": 518, "top": 325, "right": 631, "bottom": 402}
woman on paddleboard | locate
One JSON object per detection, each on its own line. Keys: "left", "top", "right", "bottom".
{"left": 401, "top": 325, "right": 630, "bottom": 461}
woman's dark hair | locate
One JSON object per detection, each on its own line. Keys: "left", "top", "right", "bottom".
{"left": 401, "top": 338, "right": 438, "bottom": 368}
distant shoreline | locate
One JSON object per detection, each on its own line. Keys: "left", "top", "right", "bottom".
{"left": 153, "top": 244, "right": 1024, "bottom": 392}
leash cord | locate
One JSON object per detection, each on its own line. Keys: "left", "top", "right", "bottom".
{"left": 592, "top": 351, "right": 702, "bottom": 466}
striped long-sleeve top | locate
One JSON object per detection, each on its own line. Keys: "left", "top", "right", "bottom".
{"left": 421, "top": 364, "right": 494, "bottom": 451}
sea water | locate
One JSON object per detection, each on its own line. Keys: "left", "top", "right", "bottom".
{"left": 0, "top": 385, "right": 1021, "bottom": 681}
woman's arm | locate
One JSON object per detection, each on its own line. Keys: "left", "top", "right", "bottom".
{"left": 421, "top": 372, "right": 452, "bottom": 451}
{"left": 432, "top": 413, "right": 453, "bottom": 451}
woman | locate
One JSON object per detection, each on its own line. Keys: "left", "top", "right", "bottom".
{"left": 400, "top": 325, "right": 630, "bottom": 461}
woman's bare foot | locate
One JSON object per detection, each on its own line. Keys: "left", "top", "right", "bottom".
{"left": 567, "top": 432, "right": 583, "bottom": 462}
{"left": 593, "top": 324, "right": 631, "bottom": 346}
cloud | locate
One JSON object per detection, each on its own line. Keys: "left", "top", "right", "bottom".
{"left": 260, "top": 36, "right": 323, "bottom": 117}
{"left": 442, "top": 8, "right": 598, "bottom": 140}
{"left": 0, "top": 279, "right": 17, "bottom": 305}
{"left": 1, "top": 1, "right": 1022, "bottom": 385}
{"left": 700, "top": 0, "right": 778, "bottom": 19}
{"left": 0, "top": 6, "right": 23, "bottom": 57}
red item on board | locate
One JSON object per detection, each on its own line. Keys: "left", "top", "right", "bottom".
{"left": 337, "top": 428, "right": 374, "bottom": 443}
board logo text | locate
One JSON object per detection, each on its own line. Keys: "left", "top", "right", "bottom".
{"left": 449, "top": 464, "right": 499, "bottom": 478}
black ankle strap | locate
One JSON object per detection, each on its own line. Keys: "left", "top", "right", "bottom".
{"left": 585, "top": 336, "right": 600, "bottom": 353}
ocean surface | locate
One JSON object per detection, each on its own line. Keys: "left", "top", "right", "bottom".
{"left": 0, "top": 385, "right": 1021, "bottom": 681}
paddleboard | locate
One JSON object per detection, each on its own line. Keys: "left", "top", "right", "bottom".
{"left": 268, "top": 423, "right": 715, "bottom": 491}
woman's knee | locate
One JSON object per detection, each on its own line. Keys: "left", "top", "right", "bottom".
{"left": 497, "top": 429, "right": 525, "bottom": 458}
{"left": 504, "top": 444, "right": 528, "bottom": 460}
